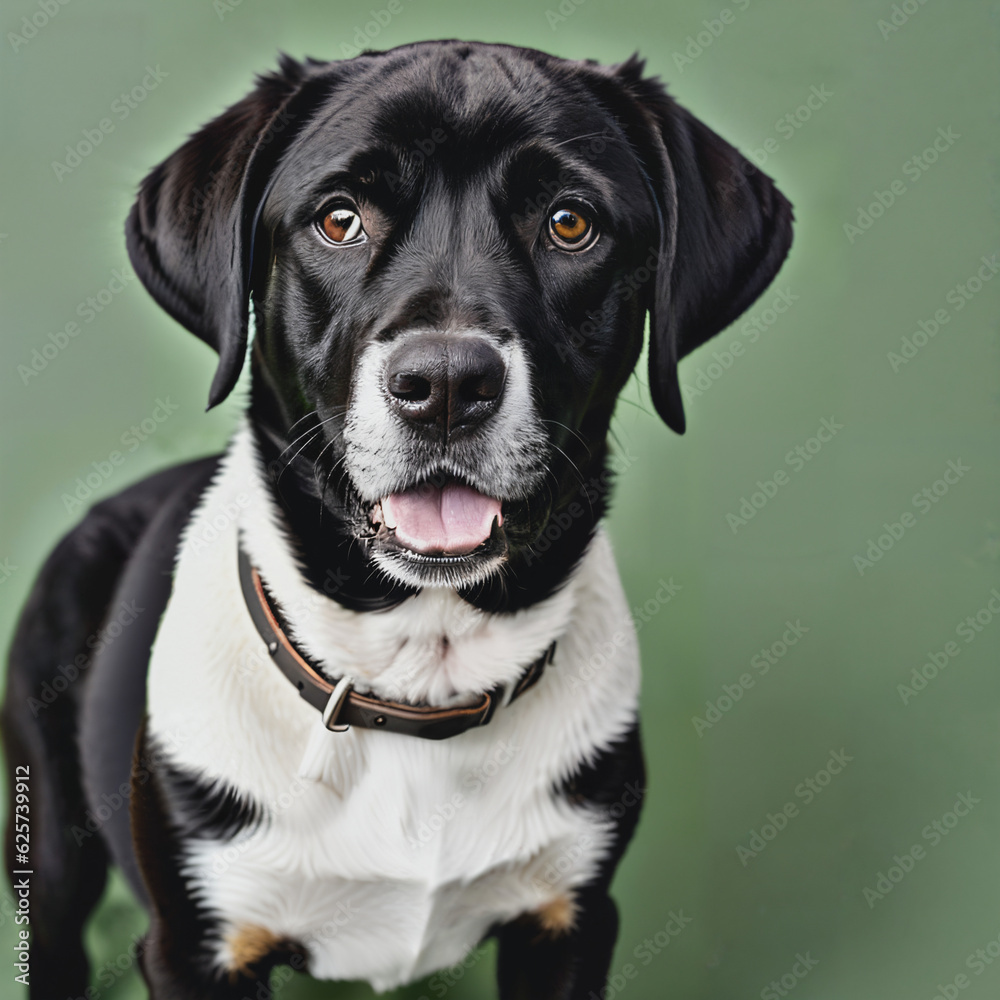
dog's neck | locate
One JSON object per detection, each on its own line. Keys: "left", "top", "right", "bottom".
{"left": 231, "top": 420, "right": 577, "bottom": 707}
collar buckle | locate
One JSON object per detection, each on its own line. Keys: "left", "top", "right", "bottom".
{"left": 321, "top": 674, "right": 356, "bottom": 732}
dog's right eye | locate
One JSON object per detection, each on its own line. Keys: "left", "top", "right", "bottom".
{"left": 317, "top": 208, "right": 366, "bottom": 246}
{"left": 547, "top": 205, "right": 597, "bottom": 252}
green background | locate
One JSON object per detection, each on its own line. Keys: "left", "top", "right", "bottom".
{"left": 1, "top": 0, "right": 998, "bottom": 997}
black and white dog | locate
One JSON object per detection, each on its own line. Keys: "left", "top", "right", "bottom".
{"left": 3, "top": 41, "right": 792, "bottom": 999}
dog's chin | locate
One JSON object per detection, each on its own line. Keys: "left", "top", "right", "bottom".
{"left": 368, "top": 527, "right": 509, "bottom": 589}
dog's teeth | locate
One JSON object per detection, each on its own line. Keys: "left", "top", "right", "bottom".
{"left": 380, "top": 499, "right": 397, "bottom": 529}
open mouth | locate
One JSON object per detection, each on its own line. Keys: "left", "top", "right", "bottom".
{"left": 370, "top": 477, "right": 506, "bottom": 560}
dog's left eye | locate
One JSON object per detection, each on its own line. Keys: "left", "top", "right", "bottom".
{"left": 548, "top": 207, "right": 596, "bottom": 251}
{"left": 318, "top": 208, "right": 366, "bottom": 245}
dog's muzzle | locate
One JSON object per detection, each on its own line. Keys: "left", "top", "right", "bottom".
{"left": 369, "top": 334, "right": 509, "bottom": 557}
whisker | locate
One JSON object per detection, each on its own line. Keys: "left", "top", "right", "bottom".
{"left": 311, "top": 437, "right": 339, "bottom": 495}
{"left": 318, "top": 452, "right": 351, "bottom": 526}
{"left": 540, "top": 418, "right": 591, "bottom": 457}
{"left": 274, "top": 428, "right": 323, "bottom": 492}
{"left": 276, "top": 409, "right": 348, "bottom": 464}
{"left": 273, "top": 410, "right": 349, "bottom": 492}
{"left": 548, "top": 441, "right": 586, "bottom": 489}
{"left": 285, "top": 409, "right": 320, "bottom": 439}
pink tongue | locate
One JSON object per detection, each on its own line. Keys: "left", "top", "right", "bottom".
{"left": 382, "top": 483, "right": 502, "bottom": 555}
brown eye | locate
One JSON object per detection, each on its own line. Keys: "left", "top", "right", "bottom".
{"left": 319, "top": 208, "right": 364, "bottom": 245}
{"left": 548, "top": 207, "right": 595, "bottom": 250}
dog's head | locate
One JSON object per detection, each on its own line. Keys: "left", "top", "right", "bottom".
{"left": 127, "top": 41, "right": 792, "bottom": 607}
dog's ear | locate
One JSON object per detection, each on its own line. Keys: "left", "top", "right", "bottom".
{"left": 611, "top": 57, "right": 794, "bottom": 434}
{"left": 126, "top": 55, "right": 326, "bottom": 408}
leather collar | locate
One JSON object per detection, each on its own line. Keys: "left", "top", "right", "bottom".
{"left": 237, "top": 544, "right": 555, "bottom": 741}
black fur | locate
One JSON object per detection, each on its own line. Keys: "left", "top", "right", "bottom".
{"left": 4, "top": 39, "right": 792, "bottom": 1000}
{"left": 2, "top": 457, "right": 219, "bottom": 996}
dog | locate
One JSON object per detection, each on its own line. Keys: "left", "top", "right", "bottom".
{"left": 2, "top": 40, "right": 792, "bottom": 999}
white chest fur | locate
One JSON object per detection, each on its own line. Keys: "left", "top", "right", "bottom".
{"left": 146, "top": 425, "right": 640, "bottom": 992}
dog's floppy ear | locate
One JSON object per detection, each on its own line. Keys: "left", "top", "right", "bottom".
{"left": 125, "top": 55, "right": 325, "bottom": 408}
{"left": 611, "top": 57, "right": 794, "bottom": 434}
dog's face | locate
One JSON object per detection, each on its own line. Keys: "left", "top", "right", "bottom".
{"left": 127, "top": 41, "right": 792, "bottom": 605}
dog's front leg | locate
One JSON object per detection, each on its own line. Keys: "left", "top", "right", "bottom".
{"left": 139, "top": 919, "right": 304, "bottom": 1000}
{"left": 495, "top": 888, "right": 620, "bottom": 1000}
{"left": 495, "top": 723, "right": 645, "bottom": 999}
{"left": 131, "top": 720, "right": 304, "bottom": 1000}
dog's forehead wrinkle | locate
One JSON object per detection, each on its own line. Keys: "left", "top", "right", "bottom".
{"left": 379, "top": 43, "right": 552, "bottom": 122}
{"left": 357, "top": 63, "right": 607, "bottom": 168}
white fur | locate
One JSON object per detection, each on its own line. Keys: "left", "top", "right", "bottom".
{"left": 146, "top": 422, "right": 640, "bottom": 992}
{"left": 343, "top": 330, "right": 549, "bottom": 504}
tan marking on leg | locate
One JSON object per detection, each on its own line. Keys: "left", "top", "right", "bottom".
{"left": 534, "top": 893, "right": 578, "bottom": 936}
{"left": 225, "top": 924, "right": 285, "bottom": 980}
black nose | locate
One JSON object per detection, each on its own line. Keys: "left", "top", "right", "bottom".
{"left": 385, "top": 335, "right": 506, "bottom": 433}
